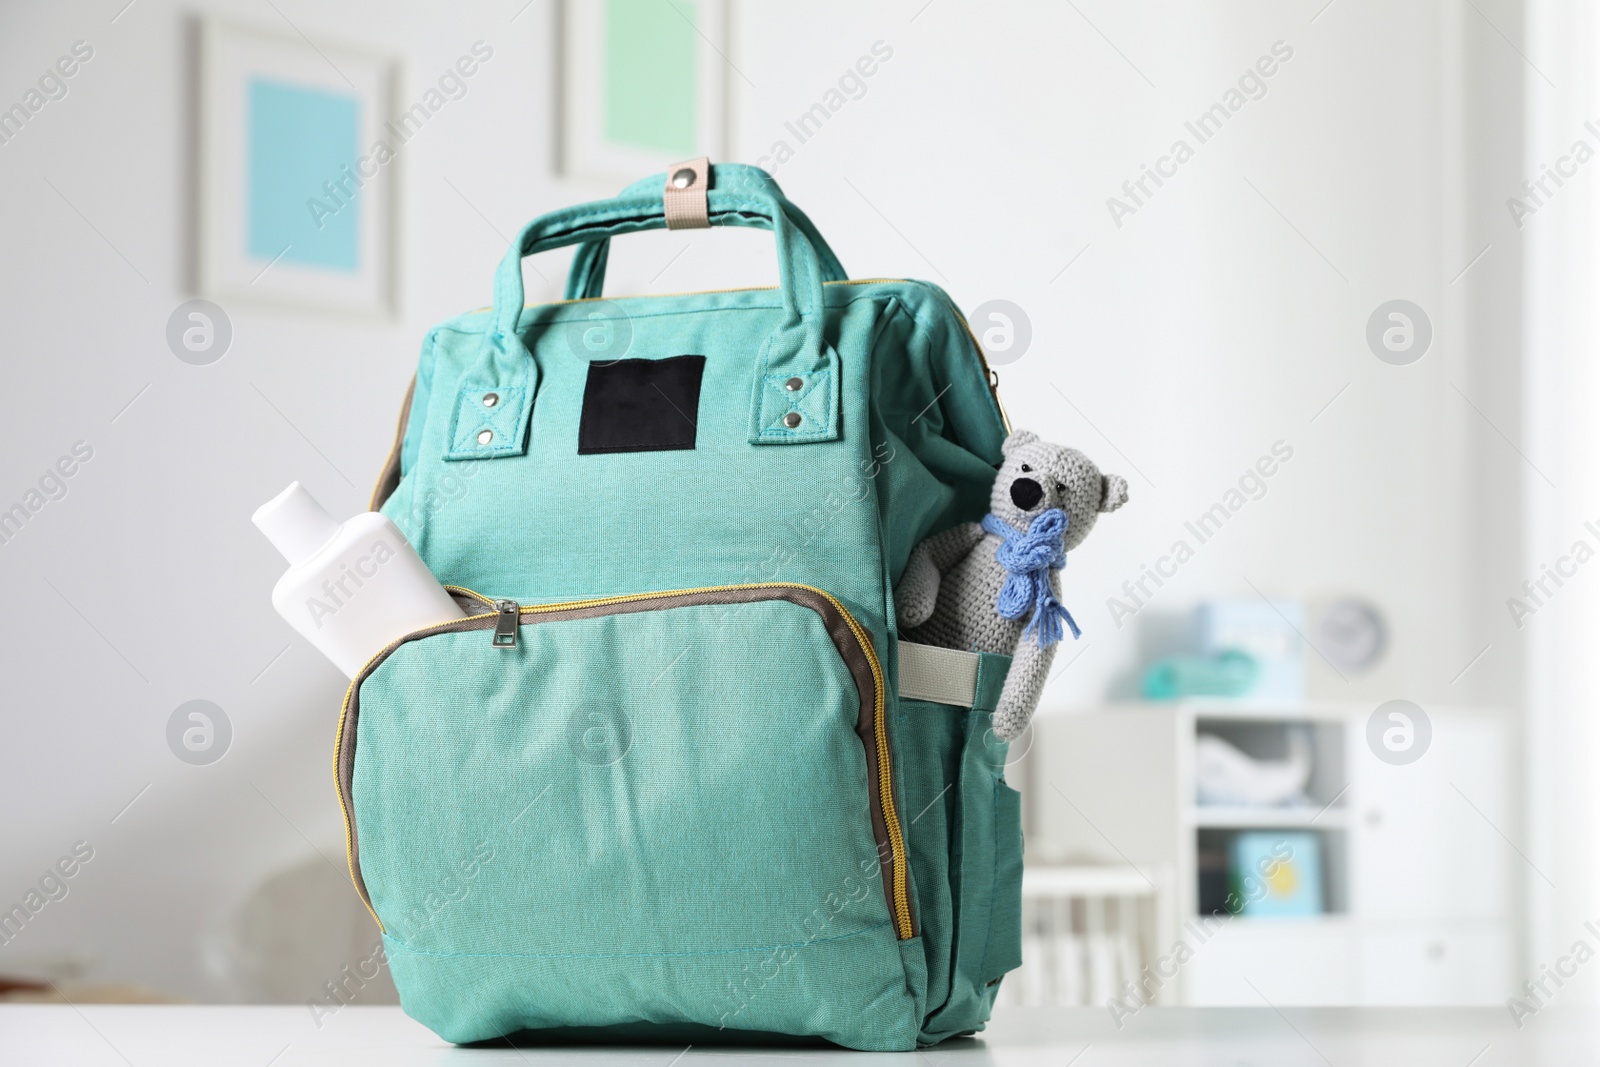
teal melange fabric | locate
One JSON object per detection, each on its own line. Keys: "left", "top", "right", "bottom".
{"left": 351, "top": 164, "right": 1017, "bottom": 1051}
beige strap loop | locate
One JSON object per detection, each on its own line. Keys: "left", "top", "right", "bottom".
{"left": 664, "top": 157, "right": 710, "bottom": 229}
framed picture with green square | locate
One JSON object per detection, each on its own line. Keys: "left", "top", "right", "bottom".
{"left": 560, "top": 0, "right": 727, "bottom": 181}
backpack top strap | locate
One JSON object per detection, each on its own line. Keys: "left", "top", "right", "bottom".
{"left": 563, "top": 164, "right": 849, "bottom": 301}
{"left": 442, "top": 165, "right": 842, "bottom": 464}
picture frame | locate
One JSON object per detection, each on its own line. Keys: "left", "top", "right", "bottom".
{"left": 559, "top": 0, "right": 728, "bottom": 183}
{"left": 198, "top": 17, "right": 400, "bottom": 318}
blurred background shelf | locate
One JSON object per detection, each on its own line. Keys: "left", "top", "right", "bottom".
{"left": 1186, "top": 806, "right": 1346, "bottom": 828}
{"left": 1019, "top": 702, "right": 1512, "bottom": 1006}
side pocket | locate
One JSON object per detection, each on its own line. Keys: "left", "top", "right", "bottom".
{"left": 983, "top": 779, "right": 1024, "bottom": 984}
{"left": 922, "top": 699, "right": 1018, "bottom": 1041}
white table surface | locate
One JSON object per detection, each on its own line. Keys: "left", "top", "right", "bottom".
{"left": 1, "top": 1005, "right": 1594, "bottom": 1065}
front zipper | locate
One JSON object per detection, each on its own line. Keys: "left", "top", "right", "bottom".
{"left": 333, "top": 582, "right": 916, "bottom": 942}
{"left": 491, "top": 599, "right": 520, "bottom": 648}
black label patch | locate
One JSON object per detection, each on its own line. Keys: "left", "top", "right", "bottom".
{"left": 577, "top": 355, "right": 706, "bottom": 455}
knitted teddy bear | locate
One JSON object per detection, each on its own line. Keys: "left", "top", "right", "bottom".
{"left": 895, "top": 430, "right": 1128, "bottom": 740}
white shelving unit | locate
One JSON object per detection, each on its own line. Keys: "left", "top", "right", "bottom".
{"left": 1021, "top": 702, "right": 1513, "bottom": 1006}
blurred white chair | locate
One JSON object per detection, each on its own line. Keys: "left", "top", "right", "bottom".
{"left": 999, "top": 865, "right": 1169, "bottom": 1008}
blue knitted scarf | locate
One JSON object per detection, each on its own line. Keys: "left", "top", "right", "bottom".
{"left": 982, "top": 508, "right": 1081, "bottom": 648}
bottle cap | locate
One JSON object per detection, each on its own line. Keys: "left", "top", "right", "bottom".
{"left": 252, "top": 482, "right": 341, "bottom": 565}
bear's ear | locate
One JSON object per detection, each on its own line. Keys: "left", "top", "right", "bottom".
{"left": 1000, "top": 430, "right": 1039, "bottom": 457}
{"left": 1100, "top": 474, "right": 1129, "bottom": 513}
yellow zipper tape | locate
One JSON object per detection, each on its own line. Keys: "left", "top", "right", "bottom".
{"left": 827, "top": 595, "right": 914, "bottom": 940}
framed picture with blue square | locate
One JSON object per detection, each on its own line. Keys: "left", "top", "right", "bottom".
{"left": 199, "top": 18, "right": 399, "bottom": 317}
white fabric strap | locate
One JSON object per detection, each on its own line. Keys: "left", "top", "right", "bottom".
{"left": 897, "top": 641, "right": 980, "bottom": 707}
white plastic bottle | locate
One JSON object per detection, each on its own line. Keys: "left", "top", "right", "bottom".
{"left": 253, "top": 482, "right": 464, "bottom": 677}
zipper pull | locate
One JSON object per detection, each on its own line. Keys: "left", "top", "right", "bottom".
{"left": 492, "top": 599, "right": 520, "bottom": 648}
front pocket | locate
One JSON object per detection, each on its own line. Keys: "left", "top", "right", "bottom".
{"left": 332, "top": 583, "right": 919, "bottom": 1049}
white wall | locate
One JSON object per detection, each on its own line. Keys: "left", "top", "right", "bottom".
{"left": 733, "top": 1, "right": 1524, "bottom": 714}
{"left": 1522, "top": 0, "right": 1600, "bottom": 1004}
{"left": 0, "top": 0, "right": 1523, "bottom": 1002}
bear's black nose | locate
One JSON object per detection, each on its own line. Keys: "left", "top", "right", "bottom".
{"left": 1010, "top": 477, "right": 1044, "bottom": 511}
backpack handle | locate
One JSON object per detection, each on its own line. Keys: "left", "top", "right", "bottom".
{"left": 445, "top": 164, "right": 841, "bottom": 462}
{"left": 563, "top": 166, "right": 849, "bottom": 300}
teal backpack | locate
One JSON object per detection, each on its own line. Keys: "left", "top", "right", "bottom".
{"left": 338, "top": 162, "right": 1021, "bottom": 1051}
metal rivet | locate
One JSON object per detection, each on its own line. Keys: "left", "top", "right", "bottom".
{"left": 671, "top": 167, "right": 697, "bottom": 189}
{"left": 784, "top": 377, "right": 804, "bottom": 392}
{"left": 482, "top": 392, "right": 499, "bottom": 408}
{"left": 782, "top": 412, "right": 802, "bottom": 429}
{"left": 477, "top": 429, "right": 494, "bottom": 445}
